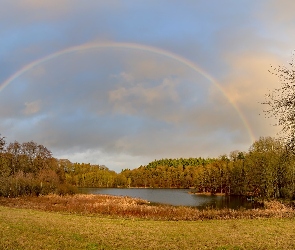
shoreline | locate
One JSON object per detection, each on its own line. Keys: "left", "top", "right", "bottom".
{"left": 190, "top": 192, "right": 226, "bottom": 196}
{"left": 0, "top": 194, "right": 294, "bottom": 221}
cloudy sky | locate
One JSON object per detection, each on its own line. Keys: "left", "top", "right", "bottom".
{"left": 1, "top": 0, "right": 294, "bottom": 172}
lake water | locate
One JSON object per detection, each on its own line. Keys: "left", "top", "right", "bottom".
{"left": 79, "top": 188, "right": 259, "bottom": 209}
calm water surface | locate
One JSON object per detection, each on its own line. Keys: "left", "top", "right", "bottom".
{"left": 79, "top": 188, "right": 258, "bottom": 209}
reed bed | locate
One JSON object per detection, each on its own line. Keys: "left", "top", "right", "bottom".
{"left": 0, "top": 194, "right": 294, "bottom": 221}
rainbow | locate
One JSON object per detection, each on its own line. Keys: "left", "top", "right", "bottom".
{"left": 0, "top": 41, "right": 255, "bottom": 143}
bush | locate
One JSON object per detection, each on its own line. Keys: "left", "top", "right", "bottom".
{"left": 56, "top": 183, "right": 78, "bottom": 195}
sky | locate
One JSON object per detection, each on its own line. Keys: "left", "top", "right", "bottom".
{"left": 1, "top": 0, "right": 295, "bottom": 172}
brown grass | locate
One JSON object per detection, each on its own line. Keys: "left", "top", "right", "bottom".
{"left": 1, "top": 205, "right": 295, "bottom": 250}
{"left": 0, "top": 194, "right": 294, "bottom": 221}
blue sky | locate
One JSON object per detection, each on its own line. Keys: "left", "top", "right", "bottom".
{"left": 1, "top": 0, "right": 294, "bottom": 172}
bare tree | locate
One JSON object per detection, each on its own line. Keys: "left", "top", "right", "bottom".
{"left": 0, "top": 134, "right": 5, "bottom": 152}
{"left": 262, "top": 53, "right": 295, "bottom": 153}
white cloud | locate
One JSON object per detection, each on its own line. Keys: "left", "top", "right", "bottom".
{"left": 108, "top": 76, "right": 179, "bottom": 115}
{"left": 23, "top": 100, "right": 41, "bottom": 115}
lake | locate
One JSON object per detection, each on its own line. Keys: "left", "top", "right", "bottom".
{"left": 79, "top": 188, "right": 259, "bottom": 209}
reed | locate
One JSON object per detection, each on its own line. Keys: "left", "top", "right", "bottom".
{"left": 0, "top": 194, "right": 294, "bottom": 221}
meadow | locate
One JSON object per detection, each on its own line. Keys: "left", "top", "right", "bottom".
{"left": 1, "top": 194, "right": 295, "bottom": 249}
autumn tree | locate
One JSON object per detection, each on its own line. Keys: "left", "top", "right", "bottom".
{"left": 0, "top": 135, "right": 10, "bottom": 194}
{"left": 0, "top": 135, "right": 76, "bottom": 197}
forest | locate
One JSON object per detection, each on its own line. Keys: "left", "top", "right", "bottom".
{"left": 119, "top": 136, "right": 295, "bottom": 199}
{"left": 1, "top": 134, "right": 295, "bottom": 199}
{"left": 0, "top": 136, "right": 77, "bottom": 197}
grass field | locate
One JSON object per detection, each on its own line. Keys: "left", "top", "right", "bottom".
{"left": 1, "top": 205, "right": 295, "bottom": 249}
{"left": 1, "top": 194, "right": 295, "bottom": 249}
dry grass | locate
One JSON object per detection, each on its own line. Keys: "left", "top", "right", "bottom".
{"left": 0, "top": 194, "right": 294, "bottom": 221}
{"left": 1, "top": 205, "right": 295, "bottom": 250}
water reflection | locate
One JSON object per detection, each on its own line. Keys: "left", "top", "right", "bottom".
{"left": 193, "top": 194, "right": 260, "bottom": 209}
{"left": 79, "top": 188, "right": 261, "bottom": 209}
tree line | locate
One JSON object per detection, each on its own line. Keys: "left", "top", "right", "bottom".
{"left": 0, "top": 135, "right": 76, "bottom": 197}
{"left": 118, "top": 137, "right": 295, "bottom": 199}
{"left": 64, "top": 161, "right": 118, "bottom": 188}
{"left": 1, "top": 134, "right": 295, "bottom": 199}
{"left": 60, "top": 136, "right": 295, "bottom": 199}
{"left": 0, "top": 134, "right": 128, "bottom": 196}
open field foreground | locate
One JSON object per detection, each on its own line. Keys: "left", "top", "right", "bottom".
{"left": 1, "top": 205, "right": 295, "bottom": 250}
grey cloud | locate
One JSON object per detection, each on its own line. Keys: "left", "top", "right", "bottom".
{"left": 0, "top": 47, "right": 249, "bottom": 165}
